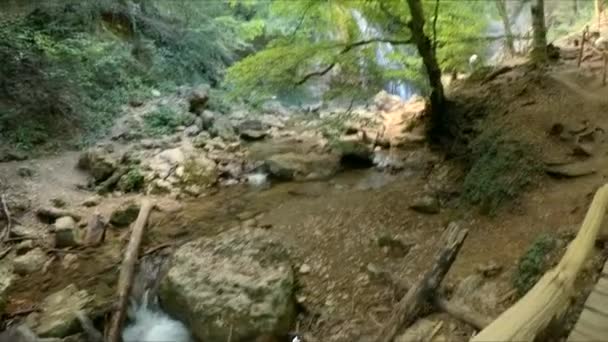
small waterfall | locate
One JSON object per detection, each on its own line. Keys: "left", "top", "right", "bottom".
{"left": 351, "top": 10, "right": 417, "bottom": 100}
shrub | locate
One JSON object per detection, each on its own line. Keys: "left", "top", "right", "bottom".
{"left": 143, "top": 106, "right": 191, "bottom": 136}
{"left": 461, "top": 130, "right": 542, "bottom": 215}
{"left": 118, "top": 168, "right": 145, "bottom": 193}
{"left": 513, "top": 234, "right": 557, "bottom": 296}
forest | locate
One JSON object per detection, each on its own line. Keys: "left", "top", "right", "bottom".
{"left": 2, "top": 0, "right": 608, "bottom": 341}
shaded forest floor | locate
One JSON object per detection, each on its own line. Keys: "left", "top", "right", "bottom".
{"left": 5, "top": 33, "right": 608, "bottom": 342}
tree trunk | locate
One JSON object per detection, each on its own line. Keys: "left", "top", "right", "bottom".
{"left": 496, "top": 0, "right": 516, "bottom": 56}
{"left": 530, "top": 0, "right": 548, "bottom": 63}
{"left": 573, "top": 0, "right": 578, "bottom": 16}
{"left": 404, "top": 0, "right": 446, "bottom": 138}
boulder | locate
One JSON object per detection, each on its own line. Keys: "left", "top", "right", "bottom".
{"left": 109, "top": 202, "right": 140, "bottom": 227}
{"left": 264, "top": 152, "right": 340, "bottom": 181}
{"left": 184, "top": 125, "right": 201, "bottom": 137}
{"left": 200, "top": 110, "right": 216, "bottom": 130}
{"left": 188, "top": 85, "right": 209, "bottom": 114}
{"left": 410, "top": 195, "right": 440, "bottom": 214}
{"left": 261, "top": 100, "right": 290, "bottom": 116}
{"left": 179, "top": 155, "right": 218, "bottom": 188}
{"left": 333, "top": 135, "right": 373, "bottom": 167}
{"left": 77, "top": 148, "right": 117, "bottom": 183}
{"left": 160, "top": 228, "right": 296, "bottom": 342}
{"left": 14, "top": 248, "right": 47, "bottom": 275}
{"left": 0, "top": 260, "right": 14, "bottom": 312}
{"left": 81, "top": 196, "right": 101, "bottom": 207}
{"left": 53, "top": 216, "right": 79, "bottom": 248}
{"left": 451, "top": 274, "right": 500, "bottom": 315}
{"left": 26, "top": 284, "right": 94, "bottom": 338}
{"left": 237, "top": 120, "right": 269, "bottom": 141}
{"left": 209, "top": 116, "right": 237, "bottom": 141}
{"left": 148, "top": 148, "right": 186, "bottom": 179}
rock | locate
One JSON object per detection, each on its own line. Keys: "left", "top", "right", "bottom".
{"left": 77, "top": 148, "right": 117, "bottom": 183}
{"left": 333, "top": 136, "right": 373, "bottom": 167}
{"left": 26, "top": 284, "right": 94, "bottom": 338}
{"left": 409, "top": 195, "right": 440, "bottom": 214}
{"left": 188, "top": 85, "right": 209, "bottom": 114}
{"left": 54, "top": 216, "right": 76, "bottom": 230}
{"left": 54, "top": 228, "right": 79, "bottom": 248}
{"left": 16, "top": 239, "right": 34, "bottom": 254}
{"left": 261, "top": 100, "right": 290, "bottom": 116}
{"left": 148, "top": 148, "right": 186, "bottom": 179}
{"left": 200, "top": 110, "right": 216, "bottom": 130}
{"left": 2, "top": 150, "right": 29, "bottom": 162}
{"left": 0, "top": 260, "right": 14, "bottom": 312}
{"left": 14, "top": 248, "right": 47, "bottom": 275}
{"left": 61, "top": 254, "right": 79, "bottom": 270}
{"left": 179, "top": 155, "right": 218, "bottom": 188}
{"left": 264, "top": 152, "right": 339, "bottom": 181}
{"left": 50, "top": 198, "right": 66, "bottom": 208}
{"left": 81, "top": 196, "right": 101, "bottom": 207}
{"left": 182, "top": 184, "right": 202, "bottom": 197}
{"left": 184, "top": 125, "right": 201, "bottom": 137}
{"left": 209, "top": 116, "right": 237, "bottom": 141}
{"left": 395, "top": 318, "right": 443, "bottom": 342}
{"left": 451, "top": 274, "right": 499, "bottom": 314}
{"left": 299, "top": 264, "right": 312, "bottom": 275}
{"left": 377, "top": 235, "right": 412, "bottom": 258}
{"left": 17, "top": 166, "right": 34, "bottom": 177}
{"left": 160, "top": 228, "right": 296, "bottom": 342}
{"left": 109, "top": 202, "right": 140, "bottom": 227}
{"left": 237, "top": 120, "right": 269, "bottom": 141}
{"left": 475, "top": 261, "right": 503, "bottom": 278}
{"left": 151, "top": 89, "right": 161, "bottom": 97}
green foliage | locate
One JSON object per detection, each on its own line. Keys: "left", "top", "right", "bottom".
{"left": 143, "top": 106, "right": 191, "bottom": 136}
{"left": 513, "top": 234, "right": 557, "bottom": 296}
{"left": 225, "top": 0, "right": 491, "bottom": 101}
{"left": 462, "top": 130, "right": 541, "bottom": 215}
{"left": 118, "top": 168, "right": 145, "bottom": 193}
{"left": 0, "top": 0, "right": 262, "bottom": 151}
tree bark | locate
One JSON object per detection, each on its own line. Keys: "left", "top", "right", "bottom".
{"left": 530, "top": 0, "right": 548, "bottom": 63}
{"left": 107, "top": 199, "right": 154, "bottom": 342}
{"left": 404, "top": 0, "right": 446, "bottom": 138}
{"left": 472, "top": 184, "right": 608, "bottom": 341}
{"left": 496, "top": 0, "right": 516, "bottom": 57}
{"left": 375, "top": 223, "right": 468, "bottom": 342}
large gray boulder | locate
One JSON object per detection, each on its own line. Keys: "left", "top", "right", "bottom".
{"left": 25, "top": 284, "right": 94, "bottom": 338}
{"left": 264, "top": 152, "right": 339, "bottom": 181}
{"left": 159, "top": 228, "right": 296, "bottom": 342}
{"left": 13, "top": 248, "right": 46, "bottom": 275}
{"left": 77, "top": 148, "right": 117, "bottom": 183}
{"left": 209, "top": 116, "right": 237, "bottom": 141}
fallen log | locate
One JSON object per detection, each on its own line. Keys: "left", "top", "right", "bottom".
{"left": 36, "top": 207, "right": 82, "bottom": 222}
{"left": 471, "top": 183, "right": 608, "bottom": 341}
{"left": 375, "top": 223, "right": 468, "bottom": 342}
{"left": 368, "top": 263, "right": 490, "bottom": 330}
{"left": 107, "top": 199, "right": 154, "bottom": 342}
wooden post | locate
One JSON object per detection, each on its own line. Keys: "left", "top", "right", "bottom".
{"left": 376, "top": 223, "right": 468, "bottom": 342}
{"left": 471, "top": 184, "right": 608, "bottom": 341}
{"left": 107, "top": 199, "right": 154, "bottom": 342}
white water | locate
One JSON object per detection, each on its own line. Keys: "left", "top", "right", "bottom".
{"left": 351, "top": 10, "right": 417, "bottom": 100}
{"left": 122, "top": 292, "right": 192, "bottom": 342}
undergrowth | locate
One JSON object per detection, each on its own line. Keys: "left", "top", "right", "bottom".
{"left": 143, "top": 106, "right": 193, "bottom": 137}
{"left": 513, "top": 234, "right": 557, "bottom": 296}
{"left": 461, "top": 130, "right": 542, "bottom": 215}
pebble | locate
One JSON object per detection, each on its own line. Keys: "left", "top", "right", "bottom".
{"left": 299, "top": 264, "right": 312, "bottom": 275}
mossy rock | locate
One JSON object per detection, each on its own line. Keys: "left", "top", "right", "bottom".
{"left": 109, "top": 202, "right": 140, "bottom": 227}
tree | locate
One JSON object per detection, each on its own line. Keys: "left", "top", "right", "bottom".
{"left": 595, "top": 0, "right": 603, "bottom": 29}
{"left": 496, "top": 0, "right": 516, "bottom": 57}
{"left": 530, "top": 0, "right": 548, "bottom": 63}
{"left": 404, "top": 0, "right": 445, "bottom": 135}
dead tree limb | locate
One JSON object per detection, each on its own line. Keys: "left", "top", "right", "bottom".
{"left": 375, "top": 223, "right": 468, "bottom": 342}
{"left": 472, "top": 183, "right": 608, "bottom": 341}
{"left": 368, "top": 263, "right": 490, "bottom": 330}
{"left": 1, "top": 195, "right": 12, "bottom": 243}
{"left": 96, "top": 168, "right": 128, "bottom": 194}
{"left": 107, "top": 199, "right": 154, "bottom": 342}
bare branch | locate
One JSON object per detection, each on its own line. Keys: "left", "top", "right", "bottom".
{"left": 432, "top": 0, "right": 441, "bottom": 54}
{"left": 295, "top": 63, "right": 336, "bottom": 85}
